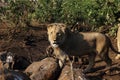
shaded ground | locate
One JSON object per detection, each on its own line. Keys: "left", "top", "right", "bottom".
{"left": 0, "top": 22, "right": 120, "bottom": 80}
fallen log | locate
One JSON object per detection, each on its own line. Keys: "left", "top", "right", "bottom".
{"left": 97, "top": 63, "right": 120, "bottom": 73}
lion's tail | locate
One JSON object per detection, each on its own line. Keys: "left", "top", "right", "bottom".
{"left": 108, "top": 36, "right": 120, "bottom": 54}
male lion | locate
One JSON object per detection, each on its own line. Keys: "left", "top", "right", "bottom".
{"left": 115, "top": 24, "right": 120, "bottom": 60}
{"left": 47, "top": 23, "right": 120, "bottom": 73}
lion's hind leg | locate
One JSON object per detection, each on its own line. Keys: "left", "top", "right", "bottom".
{"left": 83, "top": 52, "right": 96, "bottom": 73}
{"left": 99, "top": 49, "right": 112, "bottom": 67}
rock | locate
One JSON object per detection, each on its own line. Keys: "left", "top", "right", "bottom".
{"left": 25, "top": 57, "right": 60, "bottom": 80}
{"left": 58, "top": 65, "right": 88, "bottom": 80}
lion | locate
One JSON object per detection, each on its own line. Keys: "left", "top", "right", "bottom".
{"left": 47, "top": 23, "right": 120, "bottom": 73}
{"left": 115, "top": 24, "right": 120, "bottom": 60}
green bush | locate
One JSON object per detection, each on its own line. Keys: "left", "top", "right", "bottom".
{"left": 0, "top": 0, "right": 120, "bottom": 36}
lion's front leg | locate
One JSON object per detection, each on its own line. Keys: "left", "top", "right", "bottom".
{"left": 58, "top": 55, "right": 67, "bottom": 68}
{"left": 54, "top": 47, "right": 68, "bottom": 68}
{"left": 57, "top": 51, "right": 68, "bottom": 68}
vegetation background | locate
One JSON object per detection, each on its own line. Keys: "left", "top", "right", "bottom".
{"left": 0, "top": 0, "right": 120, "bottom": 38}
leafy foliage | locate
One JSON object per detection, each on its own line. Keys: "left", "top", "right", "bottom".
{"left": 0, "top": 0, "right": 120, "bottom": 36}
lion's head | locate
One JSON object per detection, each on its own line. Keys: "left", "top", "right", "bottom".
{"left": 47, "top": 23, "right": 68, "bottom": 48}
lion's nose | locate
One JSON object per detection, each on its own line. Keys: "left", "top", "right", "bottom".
{"left": 53, "top": 40, "right": 57, "bottom": 44}
{"left": 54, "top": 40, "right": 57, "bottom": 42}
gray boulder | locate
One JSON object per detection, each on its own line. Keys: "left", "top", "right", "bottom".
{"left": 25, "top": 57, "right": 60, "bottom": 80}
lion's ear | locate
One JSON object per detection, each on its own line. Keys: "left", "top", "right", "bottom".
{"left": 47, "top": 24, "right": 53, "bottom": 31}
{"left": 47, "top": 24, "right": 53, "bottom": 28}
{"left": 65, "top": 26, "right": 71, "bottom": 35}
{"left": 60, "top": 23, "right": 67, "bottom": 28}
{"left": 65, "top": 27, "right": 69, "bottom": 32}
{"left": 59, "top": 23, "right": 70, "bottom": 34}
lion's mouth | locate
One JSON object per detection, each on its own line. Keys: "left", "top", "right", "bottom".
{"left": 51, "top": 42, "right": 60, "bottom": 47}
{"left": 52, "top": 43, "right": 59, "bottom": 47}
{"left": 53, "top": 42, "right": 59, "bottom": 44}
{"left": 54, "top": 41, "right": 62, "bottom": 45}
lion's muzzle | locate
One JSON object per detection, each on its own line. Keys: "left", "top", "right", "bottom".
{"left": 51, "top": 40, "right": 59, "bottom": 48}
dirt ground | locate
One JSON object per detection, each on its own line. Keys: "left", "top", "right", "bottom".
{"left": 0, "top": 22, "right": 120, "bottom": 80}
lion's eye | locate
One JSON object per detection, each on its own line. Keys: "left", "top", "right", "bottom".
{"left": 57, "top": 33, "right": 62, "bottom": 36}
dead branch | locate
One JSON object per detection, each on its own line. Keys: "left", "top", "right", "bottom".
{"left": 97, "top": 63, "right": 120, "bottom": 73}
